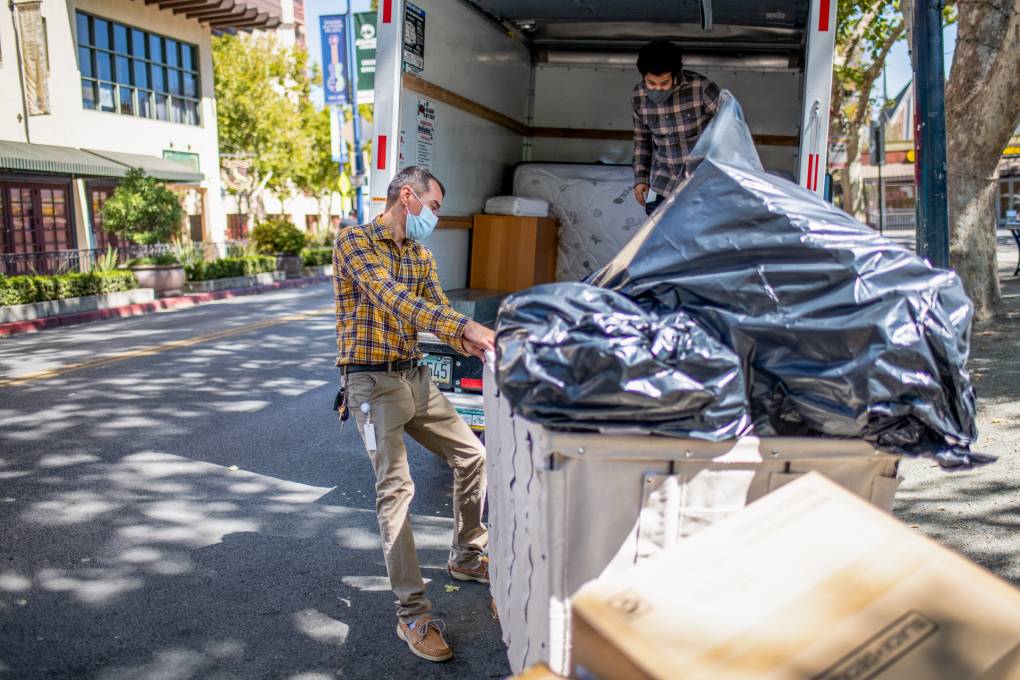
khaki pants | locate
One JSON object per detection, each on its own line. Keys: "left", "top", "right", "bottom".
{"left": 346, "top": 365, "right": 487, "bottom": 623}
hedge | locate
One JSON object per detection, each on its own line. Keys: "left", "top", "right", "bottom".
{"left": 0, "top": 271, "right": 138, "bottom": 307}
{"left": 185, "top": 255, "right": 277, "bottom": 281}
{"left": 300, "top": 247, "right": 333, "bottom": 267}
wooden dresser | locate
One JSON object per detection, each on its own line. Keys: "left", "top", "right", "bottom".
{"left": 469, "top": 214, "right": 558, "bottom": 292}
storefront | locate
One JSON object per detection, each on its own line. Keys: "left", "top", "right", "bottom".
{"left": 0, "top": 140, "right": 203, "bottom": 274}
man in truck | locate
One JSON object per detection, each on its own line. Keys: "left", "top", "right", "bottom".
{"left": 332, "top": 165, "right": 496, "bottom": 663}
{"left": 633, "top": 40, "right": 722, "bottom": 215}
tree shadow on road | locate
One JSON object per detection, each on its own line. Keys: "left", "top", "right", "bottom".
{"left": 0, "top": 295, "right": 507, "bottom": 679}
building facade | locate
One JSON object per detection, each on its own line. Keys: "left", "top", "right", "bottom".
{"left": 0, "top": 0, "right": 281, "bottom": 273}
{"left": 860, "top": 81, "right": 1020, "bottom": 230}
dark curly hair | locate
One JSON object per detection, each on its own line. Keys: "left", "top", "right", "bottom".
{"left": 637, "top": 40, "right": 683, "bottom": 76}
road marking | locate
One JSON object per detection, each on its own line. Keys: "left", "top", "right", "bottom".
{"left": 0, "top": 306, "right": 333, "bottom": 388}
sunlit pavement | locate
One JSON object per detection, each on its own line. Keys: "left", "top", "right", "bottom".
{"left": 0, "top": 283, "right": 509, "bottom": 680}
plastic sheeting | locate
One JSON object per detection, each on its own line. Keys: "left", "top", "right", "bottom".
{"left": 495, "top": 282, "right": 749, "bottom": 440}
{"left": 587, "top": 91, "right": 986, "bottom": 468}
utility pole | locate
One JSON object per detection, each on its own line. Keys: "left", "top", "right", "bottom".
{"left": 346, "top": 1, "right": 365, "bottom": 223}
{"left": 877, "top": 64, "right": 887, "bottom": 235}
{"left": 912, "top": 0, "right": 950, "bottom": 268}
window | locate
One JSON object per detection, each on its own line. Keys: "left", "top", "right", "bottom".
{"left": 226, "top": 214, "right": 248, "bottom": 240}
{"left": 76, "top": 11, "right": 200, "bottom": 125}
{"left": 0, "top": 181, "right": 76, "bottom": 274}
{"left": 89, "top": 185, "right": 120, "bottom": 250}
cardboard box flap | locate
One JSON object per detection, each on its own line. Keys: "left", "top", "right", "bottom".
{"left": 571, "top": 473, "right": 1020, "bottom": 680}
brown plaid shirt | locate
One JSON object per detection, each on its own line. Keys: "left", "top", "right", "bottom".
{"left": 333, "top": 218, "right": 468, "bottom": 366}
{"left": 632, "top": 70, "right": 721, "bottom": 196}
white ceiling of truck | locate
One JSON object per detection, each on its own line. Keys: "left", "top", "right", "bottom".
{"left": 466, "top": 0, "right": 808, "bottom": 29}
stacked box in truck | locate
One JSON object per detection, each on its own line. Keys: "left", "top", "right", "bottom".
{"left": 372, "top": 0, "right": 839, "bottom": 430}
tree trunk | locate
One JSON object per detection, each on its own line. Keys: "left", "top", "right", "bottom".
{"left": 943, "top": 0, "right": 1020, "bottom": 321}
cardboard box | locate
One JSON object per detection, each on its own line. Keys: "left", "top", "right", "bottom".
{"left": 570, "top": 473, "right": 1020, "bottom": 680}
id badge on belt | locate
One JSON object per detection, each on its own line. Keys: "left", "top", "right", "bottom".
{"left": 360, "top": 403, "right": 377, "bottom": 451}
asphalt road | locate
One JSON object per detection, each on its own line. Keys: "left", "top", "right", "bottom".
{"left": 3, "top": 277, "right": 1018, "bottom": 680}
{"left": 0, "top": 283, "right": 509, "bottom": 680}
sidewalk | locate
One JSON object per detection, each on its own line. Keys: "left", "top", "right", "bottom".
{"left": 0, "top": 275, "right": 330, "bottom": 338}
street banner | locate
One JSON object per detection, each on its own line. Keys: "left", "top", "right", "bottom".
{"left": 330, "top": 106, "right": 346, "bottom": 163}
{"left": 354, "top": 12, "right": 376, "bottom": 103}
{"left": 319, "top": 14, "right": 350, "bottom": 106}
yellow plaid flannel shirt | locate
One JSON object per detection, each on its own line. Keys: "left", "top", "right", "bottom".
{"left": 333, "top": 218, "right": 469, "bottom": 366}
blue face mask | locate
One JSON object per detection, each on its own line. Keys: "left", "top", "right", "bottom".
{"left": 406, "top": 188, "right": 438, "bottom": 241}
{"left": 647, "top": 88, "right": 672, "bottom": 105}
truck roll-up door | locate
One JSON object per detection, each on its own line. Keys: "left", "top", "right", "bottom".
{"left": 798, "top": 0, "right": 837, "bottom": 197}
{"left": 369, "top": 0, "right": 403, "bottom": 217}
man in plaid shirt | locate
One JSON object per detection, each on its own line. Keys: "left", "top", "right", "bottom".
{"left": 333, "top": 166, "right": 495, "bottom": 663}
{"left": 633, "top": 40, "right": 721, "bottom": 215}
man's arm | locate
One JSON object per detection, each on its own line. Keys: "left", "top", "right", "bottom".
{"left": 703, "top": 79, "right": 722, "bottom": 117}
{"left": 336, "top": 230, "right": 469, "bottom": 342}
{"left": 421, "top": 254, "right": 469, "bottom": 354}
{"left": 421, "top": 255, "right": 495, "bottom": 358}
{"left": 632, "top": 95, "right": 652, "bottom": 204}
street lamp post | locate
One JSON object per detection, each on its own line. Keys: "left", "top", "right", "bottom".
{"left": 346, "top": 2, "right": 365, "bottom": 223}
{"left": 912, "top": 0, "right": 950, "bottom": 269}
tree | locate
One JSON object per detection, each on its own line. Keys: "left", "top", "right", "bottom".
{"left": 101, "top": 169, "right": 183, "bottom": 245}
{"left": 293, "top": 98, "right": 340, "bottom": 218}
{"left": 901, "top": 0, "right": 1020, "bottom": 321}
{"left": 830, "top": 1, "right": 906, "bottom": 220}
{"left": 212, "top": 34, "right": 316, "bottom": 222}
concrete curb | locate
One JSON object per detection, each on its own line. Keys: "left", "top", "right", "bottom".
{"left": 0, "top": 275, "right": 330, "bottom": 338}
{"left": 182, "top": 271, "right": 285, "bottom": 294}
{"left": 0, "top": 288, "right": 157, "bottom": 323}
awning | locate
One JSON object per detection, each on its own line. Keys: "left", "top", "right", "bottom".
{"left": 0, "top": 140, "right": 203, "bottom": 183}
{"left": 147, "top": 0, "right": 282, "bottom": 31}
{"left": 85, "top": 149, "right": 204, "bottom": 183}
{"left": 859, "top": 163, "right": 916, "bottom": 181}
{"left": 0, "top": 141, "right": 127, "bottom": 178}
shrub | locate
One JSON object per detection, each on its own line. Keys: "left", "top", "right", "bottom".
{"left": 0, "top": 271, "right": 138, "bottom": 307}
{"left": 252, "top": 218, "right": 306, "bottom": 256}
{"left": 0, "top": 276, "right": 39, "bottom": 305}
{"left": 93, "top": 246, "right": 120, "bottom": 273}
{"left": 185, "top": 255, "right": 277, "bottom": 281}
{"left": 300, "top": 247, "right": 333, "bottom": 267}
{"left": 101, "top": 168, "right": 184, "bottom": 245}
{"left": 128, "top": 253, "right": 180, "bottom": 267}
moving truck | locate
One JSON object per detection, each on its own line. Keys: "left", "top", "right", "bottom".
{"left": 367, "top": 0, "right": 838, "bottom": 431}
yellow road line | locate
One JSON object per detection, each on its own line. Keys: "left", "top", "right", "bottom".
{"left": 0, "top": 306, "right": 333, "bottom": 388}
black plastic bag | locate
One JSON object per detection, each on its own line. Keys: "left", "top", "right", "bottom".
{"left": 588, "top": 92, "right": 986, "bottom": 467}
{"left": 495, "top": 283, "right": 750, "bottom": 440}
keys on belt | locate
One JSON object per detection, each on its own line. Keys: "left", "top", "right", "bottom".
{"left": 335, "top": 360, "right": 420, "bottom": 432}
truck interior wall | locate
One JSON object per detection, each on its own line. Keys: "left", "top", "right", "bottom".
{"left": 398, "top": 0, "right": 530, "bottom": 290}
{"left": 529, "top": 64, "right": 803, "bottom": 174}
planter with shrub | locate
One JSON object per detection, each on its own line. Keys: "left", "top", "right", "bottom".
{"left": 128, "top": 253, "right": 185, "bottom": 298}
{"left": 100, "top": 169, "right": 187, "bottom": 297}
{"left": 182, "top": 255, "right": 282, "bottom": 293}
{"left": 300, "top": 247, "right": 333, "bottom": 277}
{"left": 252, "top": 218, "right": 306, "bottom": 279}
{"left": 0, "top": 271, "right": 150, "bottom": 323}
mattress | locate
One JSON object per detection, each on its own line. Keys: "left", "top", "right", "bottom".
{"left": 513, "top": 163, "right": 648, "bottom": 282}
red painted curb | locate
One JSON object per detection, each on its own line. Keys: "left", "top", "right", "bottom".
{"left": 0, "top": 276, "right": 330, "bottom": 338}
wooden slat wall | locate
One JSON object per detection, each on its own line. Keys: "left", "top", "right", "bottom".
{"left": 404, "top": 74, "right": 799, "bottom": 147}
